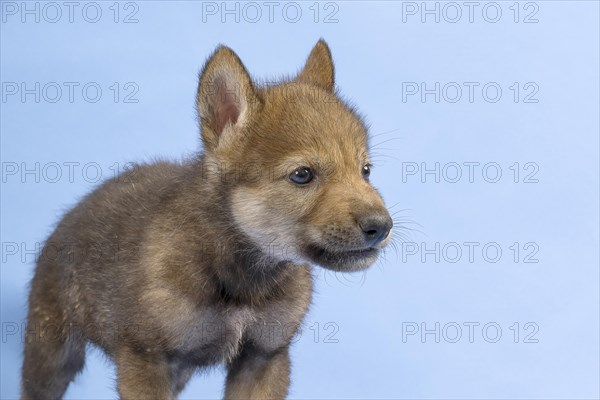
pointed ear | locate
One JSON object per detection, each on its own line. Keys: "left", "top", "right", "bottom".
{"left": 296, "top": 39, "right": 335, "bottom": 92}
{"left": 197, "top": 46, "right": 261, "bottom": 152}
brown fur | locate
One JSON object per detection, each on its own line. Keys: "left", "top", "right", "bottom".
{"left": 21, "top": 39, "right": 392, "bottom": 399}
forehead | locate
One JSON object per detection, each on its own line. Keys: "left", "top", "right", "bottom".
{"left": 249, "top": 84, "right": 369, "bottom": 163}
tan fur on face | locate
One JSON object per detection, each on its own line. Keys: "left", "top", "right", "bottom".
{"left": 226, "top": 82, "right": 391, "bottom": 271}
{"left": 231, "top": 187, "right": 306, "bottom": 263}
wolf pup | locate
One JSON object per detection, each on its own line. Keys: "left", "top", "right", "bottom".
{"left": 22, "top": 39, "right": 393, "bottom": 399}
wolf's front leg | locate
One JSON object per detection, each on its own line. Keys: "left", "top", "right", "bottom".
{"left": 225, "top": 344, "right": 290, "bottom": 400}
{"left": 115, "top": 347, "right": 174, "bottom": 399}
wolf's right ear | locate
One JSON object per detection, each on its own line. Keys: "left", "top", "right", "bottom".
{"left": 197, "top": 46, "right": 261, "bottom": 152}
{"left": 296, "top": 39, "right": 335, "bottom": 92}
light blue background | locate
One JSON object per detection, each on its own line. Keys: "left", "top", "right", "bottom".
{"left": 1, "top": 1, "right": 599, "bottom": 399}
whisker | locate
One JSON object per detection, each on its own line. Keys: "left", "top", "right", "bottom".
{"left": 369, "top": 137, "right": 403, "bottom": 151}
{"left": 369, "top": 127, "right": 404, "bottom": 139}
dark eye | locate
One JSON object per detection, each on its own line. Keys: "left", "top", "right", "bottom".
{"left": 362, "top": 164, "right": 371, "bottom": 179}
{"left": 289, "top": 167, "right": 314, "bottom": 185}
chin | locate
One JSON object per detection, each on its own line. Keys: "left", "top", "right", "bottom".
{"left": 304, "top": 244, "right": 381, "bottom": 272}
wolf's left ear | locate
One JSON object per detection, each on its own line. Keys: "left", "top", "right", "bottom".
{"left": 296, "top": 39, "right": 335, "bottom": 92}
{"left": 197, "top": 46, "right": 261, "bottom": 152}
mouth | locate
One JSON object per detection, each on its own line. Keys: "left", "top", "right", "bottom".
{"left": 305, "top": 244, "right": 380, "bottom": 272}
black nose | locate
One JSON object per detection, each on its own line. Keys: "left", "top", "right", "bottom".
{"left": 358, "top": 213, "right": 393, "bottom": 247}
